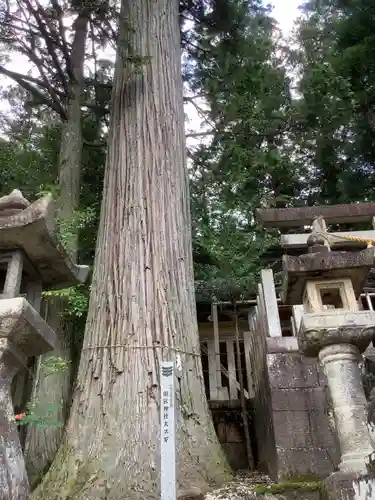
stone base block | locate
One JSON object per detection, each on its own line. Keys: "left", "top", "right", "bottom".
{"left": 276, "top": 447, "right": 335, "bottom": 480}
{"left": 323, "top": 471, "right": 375, "bottom": 500}
{"left": 266, "top": 352, "right": 339, "bottom": 480}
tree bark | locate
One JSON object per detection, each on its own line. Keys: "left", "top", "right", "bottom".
{"left": 24, "top": 11, "right": 89, "bottom": 488}
{"left": 34, "top": 0, "right": 232, "bottom": 498}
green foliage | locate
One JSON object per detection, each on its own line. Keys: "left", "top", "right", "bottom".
{"left": 17, "top": 356, "right": 70, "bottom": 428}
{"left": 0, "top": 134, "right": 58, "bottom": 199}
{"left": 36, "top": 183, "right": 61, "bottom": 199}
{"left": 18, "top": 402, "right": 64, "bottom": 429}
{"left": 40, "top": 356, "right": 71, "bottom": 377}
{"left": 57, "top": 207, "right": 97, "bottom": 252}
{"left": 185, "top": 0, "right": 296, "bottom": 298}
{"left": 42, "top": 285, "right": 90, "bottom": 318}
{"left": 294, "top": 0, "right": 375, "bottom": 205}
{"left": 185, "top": 0, "right": 375, "bottom": 301}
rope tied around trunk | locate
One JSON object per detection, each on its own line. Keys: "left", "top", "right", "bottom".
{"left": 81, "top": 344, "right": 201, "bottom": 356}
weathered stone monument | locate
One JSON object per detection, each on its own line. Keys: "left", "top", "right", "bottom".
{"left": 289, "top": 227, "right": 375, "bottom": 498}
{"left": 249, "top": 203, "right": 375, "bottom": 499}
{"left": 0, "top": 189, "right": 88, "bottom": 500}
{"left": 293, "top": 243, "right": 374, "bottom": 464}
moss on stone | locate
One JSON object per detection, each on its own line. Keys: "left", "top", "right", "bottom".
{"left": 253, "top": 479, "right": 322, "bottom": 496}
{"left": 284, "top": 473, "right": 321, "bottom": 482}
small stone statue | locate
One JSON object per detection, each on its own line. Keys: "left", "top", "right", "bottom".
{"left": 307, "top": 232, "right": 330, "bottom": 254}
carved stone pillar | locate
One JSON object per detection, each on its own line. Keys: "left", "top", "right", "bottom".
{"left": 319, "top": 343, "right": 374, "bottom": 473}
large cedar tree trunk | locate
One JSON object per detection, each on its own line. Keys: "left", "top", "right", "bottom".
{"left": 34, "top": 0, "right": 231, "bottom": 498}
{"left": 24, "top": 12, "right": 89, "bottom": 487}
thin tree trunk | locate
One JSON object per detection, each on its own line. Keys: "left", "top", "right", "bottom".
{"left": 34, "top": 1, "right": 232, "bottom": 498}
{"left": 24, "top": 12, "right": 89, "bottom": 488}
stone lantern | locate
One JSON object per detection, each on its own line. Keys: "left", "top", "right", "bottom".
{"left": 0, "top": 189, "right": 89, "bottom": 500}
{"left": 287, "top": 230, "right": 375, "bottom": 478}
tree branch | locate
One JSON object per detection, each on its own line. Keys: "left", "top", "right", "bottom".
{"left": 50, "top": 0, "right": 73, "bottom": 78}
{"left": 183, "top": 93, "right": 210, "bottom": 102}
{"left": 186, "top": 131, "right": 215, "bottom": 138}
{"left": 182, "top": 37, "right": 210, "bottom": 55}
{"left": 0, "top": 66, "right": 67, "bottom": 119}
{"left": 18, "top": 27, "right": 66, "bottom": 108}
{"left": 187, "top": 98, "right": 217, "bottom": 130}
{"left": 23, "top": 0, "right": 68, "bottom": 91}
{"left": 84, "top": 79, "right": 113, "bottom": 90}
{"left": 0, "top": 66, "right": 64, "bottom": 97}
{"left": 83, "top": 139, "right": 106, "bottom": 148}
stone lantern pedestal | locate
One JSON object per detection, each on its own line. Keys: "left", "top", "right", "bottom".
{"left": 297, "top": 323, "right": 375, "bottom": 498}
{"left": 298, "top": 310, "right": 375, "bottom": 473}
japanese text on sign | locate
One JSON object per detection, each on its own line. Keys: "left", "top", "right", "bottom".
{"left": 160, "top": 361, "right": 176, "bottom": 500}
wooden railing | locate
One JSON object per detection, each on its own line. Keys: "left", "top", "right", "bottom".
{"left": 201, "top": 340, "right": 249, "bottom": 401}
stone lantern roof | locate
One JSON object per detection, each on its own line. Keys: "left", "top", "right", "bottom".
{"left": 281, "top": 247, "right": 375, "bottom": 305}
{"left": 0, "top": 189, "right": 89, "bottom": 289}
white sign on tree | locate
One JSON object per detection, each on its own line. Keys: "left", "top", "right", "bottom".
{"left": 160, "top": 361, "right": 176, "bottom": 500}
